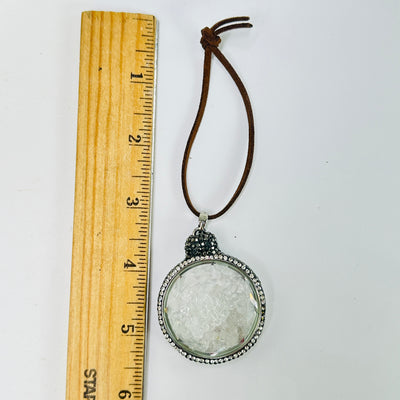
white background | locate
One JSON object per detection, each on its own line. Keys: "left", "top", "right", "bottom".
{"left": 1, "top": 0, "right": 400, "bottom": 399}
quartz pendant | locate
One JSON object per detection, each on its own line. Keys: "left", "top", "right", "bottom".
{"left": 158, "top": 222, "right": 266, "bottom": 363}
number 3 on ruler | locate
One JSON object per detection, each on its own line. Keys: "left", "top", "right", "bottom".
{"left": 126, "top": 197, "right": 139, "bottom": 207}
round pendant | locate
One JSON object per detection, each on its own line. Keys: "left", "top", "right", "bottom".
{"left": 158, "top": 227, "right": 266, "bottom": 363}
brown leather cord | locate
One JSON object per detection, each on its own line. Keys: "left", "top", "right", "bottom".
{"left": 181, "top": 16, "right": 255, "bottom": 220}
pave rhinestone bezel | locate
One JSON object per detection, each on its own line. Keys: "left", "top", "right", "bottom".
{"left": 158, "top": 253, "right": 266, "bottom": 364}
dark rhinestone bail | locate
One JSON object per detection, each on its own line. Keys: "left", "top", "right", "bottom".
{"left": 184, "top": 229, "right": 221, "bottom": 259}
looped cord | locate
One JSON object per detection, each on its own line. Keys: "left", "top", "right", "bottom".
{"left": 200, "top": 27, "right": 221, "bottom": 49}
{"left": 181, "top": 16, "right": 255, "bottom": 220}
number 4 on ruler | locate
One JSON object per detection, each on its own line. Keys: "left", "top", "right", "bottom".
{"left": 124, "top": 259, "right": 136, "bottom": 268}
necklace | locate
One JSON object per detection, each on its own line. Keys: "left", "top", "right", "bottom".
{"left": 158, "top": 16, "right": 266, "bottom": 364}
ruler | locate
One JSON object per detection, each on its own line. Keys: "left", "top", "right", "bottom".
{"left": 66, "top": 11, "right": 156, "bottom": 400}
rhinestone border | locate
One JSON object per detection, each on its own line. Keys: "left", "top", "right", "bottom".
{"left": 158, "top": 253, "right": 266, "bottom": 364}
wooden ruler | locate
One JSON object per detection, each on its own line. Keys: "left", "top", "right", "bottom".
{"left": 66, "top": 11, "right": 156, "bottom": 400}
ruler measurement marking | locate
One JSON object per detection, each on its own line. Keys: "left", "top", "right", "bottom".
{"left": 66, "top": 12, "right": 155, "bottom": 400}
{"left": 129, "top": 17, "right": 152, "bottom": 21}
{"left": 122, "top": 334, "right": 145, "bottom": 337}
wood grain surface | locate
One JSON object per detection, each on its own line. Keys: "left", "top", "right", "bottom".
{"left": 66, "top": 11, "right": 156, "bottom": 400}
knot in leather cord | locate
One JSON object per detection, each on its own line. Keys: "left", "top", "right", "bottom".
{"left": 200, "top": 27, "right": 221, "bottom": 49}
{"left": 181, "top": 16, "right": 255, "bottom": 220}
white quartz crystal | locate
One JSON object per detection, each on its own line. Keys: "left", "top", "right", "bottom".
{"left": 164, "top": 261, "right": 259, "bottom": 357}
